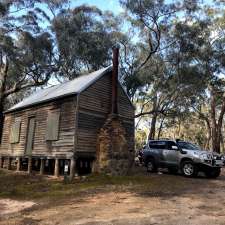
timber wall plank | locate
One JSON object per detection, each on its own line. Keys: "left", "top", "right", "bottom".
{"left": 0, "top": 96, "right": 77, "bottom": 158}
{"left": 77, "top": 72, "right": 135, "bottom": 154}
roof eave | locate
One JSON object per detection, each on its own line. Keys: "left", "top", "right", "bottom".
{"left": 4, "top": 92, "right": 78, "bottom": 114}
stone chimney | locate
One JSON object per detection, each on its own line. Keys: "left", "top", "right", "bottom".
{"left": 93, "top": 46, "right": 133, "bottom": 175}
{"left": 112, "top": 46, "right": 119, "bottom": 115}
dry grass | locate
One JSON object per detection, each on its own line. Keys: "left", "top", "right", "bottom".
{"left": 1, "top": 169, "right": 225, "bottom": 225}
{"left": 0, "top": 168, "right": 220, "bottom": 201}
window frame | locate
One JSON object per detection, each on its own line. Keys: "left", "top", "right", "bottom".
{"left": 10, "top": 119, "right": 21, "bottom": 144}
{"left": 166, "top": 141, "right": 178, "bottom": 150}
{"left": 25, "top": 116, "right": 36, "bottom": 155}
{"left": 149, "top": 141, "right": 166, "bottom": 149}
{"left": 45, "top": 110, "right": 60, "bottom": 141}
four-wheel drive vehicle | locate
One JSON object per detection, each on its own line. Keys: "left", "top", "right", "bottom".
{"left": 142, "top": 140, "right": 224, "bottom": 178}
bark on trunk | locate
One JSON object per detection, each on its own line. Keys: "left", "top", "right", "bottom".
{"left": 210, "top": 88, "right": 225, "bottom": 153}
{"left": 177, "top": 118, "right": 181, "bottom": 138}
{"left": 157, "top": 117, "right": 165, "bottom": 140}
{"left": 0, "top": 60, "right": 8, "bottom": 143}
{"left": 204, "top": 119, "right": 211, "bottom": 150}
{"left": 148, "top": 113, "right": 157, "bottom": 140}
{"left": 221, "top": 131, "right": 224, "bottom": 153}
{"left": 0, "top": 101, "right": 4, "bottom": 143}
{"left": 147, "top": 95, "right": 158, "bottom": 140}
{"left": 210, "top": 89, "right": 219, "bottom": 152}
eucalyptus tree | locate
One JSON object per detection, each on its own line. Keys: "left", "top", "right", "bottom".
{"left": 119, "top": 0, "right": 225, "bottom": 151}
{"left": 0, "top": 1, "right": 126, "bottom": 142}
{"left": 52, "top": 6, "right": 125, "bottom": 79}
{"left": 119, "top": 0, "right": 202, "bottom": 141}
{"left": 0, "top": 1, "right": 70, "bottom": 140}
{"left": 169, "top": 6, "right": 225, "bottom": 152}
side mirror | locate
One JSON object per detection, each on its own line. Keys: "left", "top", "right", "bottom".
{"left": 171, "top": 145, "right": 179, "bottom": 150}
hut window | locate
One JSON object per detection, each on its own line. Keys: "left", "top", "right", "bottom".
{"left": 46, "top": 111, "right": 60, "bottom": 141}
{"left": 10, "top": 120, "right": 21, "bottom": 144}
{"left": 25, "top": 117, "right": 36, "bottom": 155}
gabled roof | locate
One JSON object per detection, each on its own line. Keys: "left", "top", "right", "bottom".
{"left": 6, "top": 66, "right": 113, "bottom": 113}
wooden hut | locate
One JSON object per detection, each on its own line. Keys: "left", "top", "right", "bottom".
{"left": 0, "top": 49, "right": 135, "bottom": 177}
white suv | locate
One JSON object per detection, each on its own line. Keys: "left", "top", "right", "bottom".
{"left": 142, "top": 140, "right": 224, "bottom": 178}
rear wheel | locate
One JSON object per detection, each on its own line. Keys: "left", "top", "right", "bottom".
{"left": 181, "top": 161, "right": 198, "bottom": 177}
{"left": 146, "top": 158, "right": 157, "bottom": 173}
{"left": 205, "top": 168, "right": 221, "bottom": 178}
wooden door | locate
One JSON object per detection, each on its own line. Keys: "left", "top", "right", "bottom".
{"left": 25, "top": 117, "right": 36, "bottom": 155}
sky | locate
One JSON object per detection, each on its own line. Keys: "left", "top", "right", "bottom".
{"left": 71, "top": 0, "right": 124, "bottom": 14}
{"left": 71, "top": 0, "right": 215, "bottom": 14}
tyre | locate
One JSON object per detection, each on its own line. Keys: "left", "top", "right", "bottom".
{"left": 146, "top": 158, "right": 157, "bottom": 173}
{"left": 205, "top": 168, "right": 221, "bottom": 178}
{"left": 181, "top": 160, "right": 198, "bottom": 177}
{"left": 168, "top": 167, "right": 178, "bottom": 174}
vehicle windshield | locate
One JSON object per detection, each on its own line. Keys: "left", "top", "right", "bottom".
{"left": 177, "top": 141, "right": 201, "bottom": 150}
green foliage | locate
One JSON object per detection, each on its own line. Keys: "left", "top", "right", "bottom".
{"left": 53, "top": 5, "right": 122, "bottom": 79}
{"left": 135, "top": 129, "right": 147, "bottom": 150}
{"left": 120, "top": 0, "right": 225, "bottom": 150}
{"left": 0, "top": 1, "right": 64, "bottom": 103}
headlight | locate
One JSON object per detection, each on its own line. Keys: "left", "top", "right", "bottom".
{"left": 199, "top": 153, "right": 211, "bottom": 160}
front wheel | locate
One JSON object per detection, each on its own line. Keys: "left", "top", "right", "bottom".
{"left": 205, "top": 168, "right": 221, "bottom": 178}
{"left": 181, "top": 161, "right": 198, "bottom": 177}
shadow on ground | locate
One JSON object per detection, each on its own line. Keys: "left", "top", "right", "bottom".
{"left": 1, "top": 168, "right": 225, "bottom": 225}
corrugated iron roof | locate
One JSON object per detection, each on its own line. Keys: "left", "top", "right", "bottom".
{"left": 6, "top": 66, "right": 112, "bottom": 113}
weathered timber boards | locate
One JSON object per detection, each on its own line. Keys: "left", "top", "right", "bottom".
{"left": 79, "top": 72, "right": 134, "bottom": 119}
{"left": 76, "top": 111, "right": 106, "bottom": 153}
{"left": 79, "top": 73, "right": 111, "bottom": 114}
{"left": 1, "top": 70, "right": 135, "bottom": 157}
{"left": 76, "top": 110, "right": 134, "bottom": 153}
{"left": 0, "top": 96, "right": 77, "bottom": 157}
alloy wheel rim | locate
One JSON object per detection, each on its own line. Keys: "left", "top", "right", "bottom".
{"left": 183, "top": 163, "right": 194, "bottom": 176}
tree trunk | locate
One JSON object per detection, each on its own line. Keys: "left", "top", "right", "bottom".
{"left": 0, "top": 60, "right": 8, "bottom": 143}
{"left": 210, "top": 89, "right": 218, "bottom": 152}
{"left": 148, "top": 113, "right": 157, "bottom": 140}
{"left": 220, "top": 131, "right": 224, "bottom": 153}
{"left": 210, "top": 88, "right": 225, "bottom": 153}
{"left": 204, "top": 119, "right": 211, "bottom": 150}
{"left": 148, "top": 95, "right": 158, "bottom": 141}
{"left": 157, "top": 116, "right": 165, "bottom": 140}
{"left": 177, "top": 118, "right": 181, "bottom": 138}
{"left": 0, "top": 100, "right": 4, "bottom": 143}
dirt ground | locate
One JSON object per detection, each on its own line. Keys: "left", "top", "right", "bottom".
{"left": 1, "top": 169, "right": 225, "bottom": 225}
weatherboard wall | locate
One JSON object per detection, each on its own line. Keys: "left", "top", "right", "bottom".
{"left": 76, "top": 72, "right": 135, "bottom": 155}
{"left": 0, "top": 71, "right": 135, "bottom": 159}
{"left": 0, "top": 96, "right": 77, "bottom": 158}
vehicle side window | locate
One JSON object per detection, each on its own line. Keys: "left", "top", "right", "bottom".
{"left": 149, "top": 141, "right": 166, "bottom": 149}
{"left": 167, "top": 141, "right": 178, "bottom": 150}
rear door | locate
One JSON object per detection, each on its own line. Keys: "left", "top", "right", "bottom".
{"left": 162, "top": 141, "right": 179, "bottom": 166}
{"left": 149, "top": 141, "right": 167, "bottom": 167}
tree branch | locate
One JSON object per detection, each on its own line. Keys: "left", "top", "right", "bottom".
{"left": 3, "top": 73, "right": 51, "bottom": 97}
